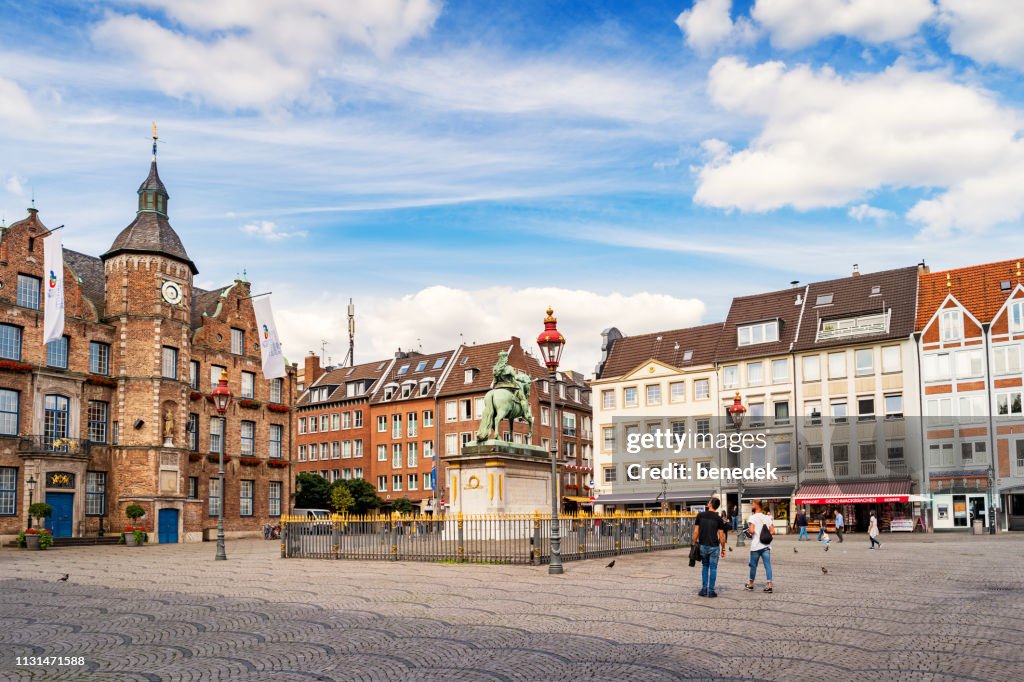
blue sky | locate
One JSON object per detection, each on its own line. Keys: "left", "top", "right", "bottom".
{"left": 1, "top": 1, "right": 1022, "bottom": 373}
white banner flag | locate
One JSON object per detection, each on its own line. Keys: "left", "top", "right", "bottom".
{"left": 42, "top": 231, "right": 65, "bottom": 345}
{"left": 253, "top": 295, "right": 286, "bottom": 379}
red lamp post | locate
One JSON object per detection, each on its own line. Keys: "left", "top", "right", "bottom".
{"left": 726, "top": 392, "right": 747, "bottom": 546}
{"left": 211, "top": 370, "right": 232, "bottom": 560}
{"left": 537, "top": 307, "right": 566, "bottom": 575}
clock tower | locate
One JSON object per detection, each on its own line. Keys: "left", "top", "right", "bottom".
{"left": 100, "top": 132, "right": 198, "bottom": 504}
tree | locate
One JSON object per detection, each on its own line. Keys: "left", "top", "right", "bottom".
{"left": 330, "top": 484, "right": 354, "bottom": 514}
{"left": 295, "top": 473, "right": 331, "bottom": 509}
{"left": 391, "top": 497, "right": 415, "bottom": 514}
{"left": 344, "top": 478, "right": 383, "bottom": 514}
{"left": 29, "top": 502, "right": 52, "bottom": 525}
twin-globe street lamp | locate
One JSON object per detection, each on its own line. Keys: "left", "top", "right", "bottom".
{"left": 211, "top": 370, "right": 233, "bottom": 561}
{"left": 537, "top": 308, "right": 566, "bottom": 575}
{"left": 726, "top": 393, "right": 747, "bottom": 547}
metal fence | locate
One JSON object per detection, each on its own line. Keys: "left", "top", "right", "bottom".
{"left": 280, "top": 512, "right": 696, "bottom": 564}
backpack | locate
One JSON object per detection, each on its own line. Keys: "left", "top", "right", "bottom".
{"left": 758, "top": 515, "right": 773, "bottom": 545}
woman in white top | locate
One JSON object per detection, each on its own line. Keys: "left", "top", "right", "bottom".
{"left": 868, "top": 510, "right": 882, "bottom": 549}
{"left": 745, "top": 499, "right": 776, "bottom": 593}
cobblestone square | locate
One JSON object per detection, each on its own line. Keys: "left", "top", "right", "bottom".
{"left": 1, "top": 533, "right": 1022, "bottom": 681}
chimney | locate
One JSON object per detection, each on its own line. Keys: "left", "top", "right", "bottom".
{"left": 851, "top": 264, "right": 860, "bottom": 277}
{"left": 918, "top": 259, "right": 930, "bottom": 274}
{"left": 304, "top": 352, "right": 325, "bottom": 386}
{"left": 790, "top": 280, "right": 800, "bottom": 288}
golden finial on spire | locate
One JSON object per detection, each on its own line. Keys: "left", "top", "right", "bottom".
{"left": 152, "top": 121, "right": 158, "bottom": 140}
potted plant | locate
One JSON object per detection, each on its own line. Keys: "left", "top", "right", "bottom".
{"left": 123, "top": 504, "right": 146, "bottom": 546}
{"left": 29, "top": 502, "right": 52, "bottom": 538}
{"left": 267, "top": 403, "right": 289, "bottom": 413}
{"left": 18, "top": 527, "right": 53, "bottom": 550}
{"left": 237, "top": 398, "right": 261, "bottom": 410}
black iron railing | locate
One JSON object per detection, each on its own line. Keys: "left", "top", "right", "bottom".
{"left": 18, "top": 435, "right": 92, "bottom": 456}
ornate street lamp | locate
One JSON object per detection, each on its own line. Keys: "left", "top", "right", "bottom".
{"left": 727, "top": 393, "right": 747, "bottom": 547}
{"left": 537, "top": 307, "right": 566, "bottom": 575}
{"left": 27, "top": 475, "right": 36, "bottom": 529}
{"left": 211, "top": 369, "right": 233, "bottom": 561}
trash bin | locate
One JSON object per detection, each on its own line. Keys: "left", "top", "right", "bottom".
{"left": 972, "top": 520, "right": 984, "bottom": 535}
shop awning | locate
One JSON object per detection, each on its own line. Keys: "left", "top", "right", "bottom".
{"left": 741, "top": 485, "right": 794, "bottom": 500}
{"left": 594, "top": 490, "right": 713, "bottom": 505}
{"left": 563, "top": 496, "right": 593, "bottom": 504}
{"left": 794, "top": 480, "right": 912, "bottom": 505}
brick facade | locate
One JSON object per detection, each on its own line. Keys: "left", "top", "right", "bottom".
{"left": 0, "top": 156, "right": 295, "bottom": 544}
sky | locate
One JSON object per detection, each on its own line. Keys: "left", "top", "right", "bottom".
{"left": 1, "top": 0, "right": 1023, "bottom": 375}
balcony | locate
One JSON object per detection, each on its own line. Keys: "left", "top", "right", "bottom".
{"left": 18, "top": 436, "right": 92, "bottom": 458}
{"left": 562, "top": 428, "right": 577, "bottom": 437}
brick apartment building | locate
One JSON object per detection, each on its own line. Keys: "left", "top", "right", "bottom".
{"left": 0, "top": 151, "right": 296, "bottom": 544}
{"left": 293, "top": 354, "right": 391, "bottom": 485}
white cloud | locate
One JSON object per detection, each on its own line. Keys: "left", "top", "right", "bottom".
{"left": 0, "top": 77, "right": 37, "bottom": 128}
{"left": 91, "top": 0, "right": 441, "bottom": 109}
{"left": 4, "top": 175, "right": 25, "bottom": 197}
{"left": 240, "top": 220, "right": 307, "bottom": 241}
{"left": 751, "top": 0, "right": 935, "bottom": 49}
{"left": 676, "top": 0, "right": 757, "bottom": 55}
{"left": 848, "top": 203, "right": 893, "bottom": 222}
{"left": 694, "top": 57, "right": 1024, "bottom": 233}
{"left": 938, "top": 0, "right": 1024, "bottom": 70}
{"left": 276, "top": 286, "right": 706, "bottom": 377}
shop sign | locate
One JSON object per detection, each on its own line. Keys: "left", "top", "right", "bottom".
{"left": 890, "top": 519, "right": 914, "bottom": 532}
{"left": 794, "top": 495, "right": 909, "bottom": 505}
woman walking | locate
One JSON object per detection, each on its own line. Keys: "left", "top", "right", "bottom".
{"left": 868, "top": 510, "right": 882, "bottom": 550}
{"left": 745, "top": 500, "right": 775, "bottom": 593}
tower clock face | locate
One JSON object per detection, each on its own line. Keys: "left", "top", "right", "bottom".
{"left": 161, "top": 280, "right": 184, "bottom": 306}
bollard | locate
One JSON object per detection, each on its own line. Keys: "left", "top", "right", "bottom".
{"left": 457, "top": 512, "right": 465, "bottom": 563}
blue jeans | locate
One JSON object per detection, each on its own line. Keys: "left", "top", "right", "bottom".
{"left": 798, "top": 526, "right": 808, "bottom": 540}
{"left": 700, "top": 545, "right": 720, "bottom": 592}
{"left": 817, "top": 526, "right": 825, "bottom": 541}
{"left": 749, "top": 548, "right": 772, "bottom": 582}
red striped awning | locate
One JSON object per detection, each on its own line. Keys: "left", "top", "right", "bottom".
{"left": 794, "top": 480, "right": 912, "bottom": 505}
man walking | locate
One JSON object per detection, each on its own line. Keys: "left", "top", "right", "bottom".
{"left": 692, "top": 497, "right": 727, "bottom": 598}
{"left": 745, "top": 500, "right": 775, "bottom": 593}
{"left": 834, "top": 509, "right": 845, "bottom": 543}
{"left": 817, "top": 509, "right": 829, "bottom": 541}
{"left": 868, "top": 510, "right": 882, "bottom": 550}
{"left": 795, "top": 508, "right": 809, "bottom": 541}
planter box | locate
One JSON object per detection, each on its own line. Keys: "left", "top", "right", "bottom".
{"left": 125, "top": 533, "right": 140, "bottom": 547}
{"left": 25, "top": 534, "right": 41, "bottom": 550}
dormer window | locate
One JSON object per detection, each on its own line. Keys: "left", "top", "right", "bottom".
{"left": 817, "top": 310, "right": 890, "bottom": 341}
{"left": 737, "top": 320, "right": 779, "bottom": 346}
{"left": 419, "top": 380, "right": 433, "bottom": 396}
{"left": 464, "top": 369, "right": 477, "bottom": 383}
{"left": 940, "top": 309, "right": 963, "bottom": 342}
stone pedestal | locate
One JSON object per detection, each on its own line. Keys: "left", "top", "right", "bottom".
{"left": 444, "top": 440, "right": 553, "bottom": 515}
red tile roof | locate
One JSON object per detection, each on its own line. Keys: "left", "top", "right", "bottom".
{"left": 917, "top": 258, "right": 1024, "bottom": 329}
{"left": 597, "top": 323, "right": 723, "bottom": 379}
{"left": 370, "top": 349, "right": 455, "bottom": 404}
{"left": 297, "top": 358, "right": 391, "bottom": 407}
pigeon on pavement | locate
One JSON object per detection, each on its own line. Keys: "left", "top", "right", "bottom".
{"left": 606, "top": 560, "right": 615, "bottom": 568}
{"left": 821, "top": 567, "right": 828, "bottom": 574}
{"left": 58, "top": 574, "right": 69, "bottom": 582}
{"left": 793, "top": 547, "right": 798, "bottom": 554}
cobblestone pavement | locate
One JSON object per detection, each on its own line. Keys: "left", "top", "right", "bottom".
{"left": 1, "top": 533, "right": 1022, "bottom": 681}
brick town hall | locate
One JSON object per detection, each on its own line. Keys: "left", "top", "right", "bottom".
{"left": 0, "top": 144, "right": 296, "bottom": 544}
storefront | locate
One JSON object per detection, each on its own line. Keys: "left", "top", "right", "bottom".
{"left": 928, "top": 472, "right": 993, "bottom": 531}
{"left": 794, "top": 480, "right": 917, "bottom": 533}
{"left": 742, "top": 485, "right": 793, "bottom": 533}
{"left": 594, "top": 490, "right": 716, "bottom": 513}
{"left": 1006, "top": 487, "right": 1024, "bottom": 531}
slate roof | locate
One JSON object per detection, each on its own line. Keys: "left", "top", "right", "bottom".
{"left": 917, "top": 258, "right": 1024, "bottom": 329}
{"left": 716, "top": 287, "right": 806, "bottom": 363}
{"left": 794, "top": 267, "right": 919, "bottom": 351}
{"left": 370, "top": 349, "right": 455, "bottom": 404}
{"left": 139, "top": 160, "right": 168, "bottom": 195}
{"left": 597, "top": 323, "right": 724, "bottom": 380}
{"left": 63, "top": 249, "right": 106, "bottom": 318}
{"left": 191, "top": 285, "right": 230, "bottom": 330}
{"left": 437, "top": 339, "right": 516, "bottom": 397}
{"left": 297, "top": 359, "right": 391, "bottom": 407}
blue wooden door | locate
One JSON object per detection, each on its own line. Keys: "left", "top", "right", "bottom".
{"left": 46, "top": 492, "right": 73, "bottom": 537}
{"left": 158, "top": 508, "right": 179, "bottom": 544}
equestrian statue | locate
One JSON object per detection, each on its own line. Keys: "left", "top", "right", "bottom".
{"left": 476, "top": 351, "right": 534, "bottom": 443}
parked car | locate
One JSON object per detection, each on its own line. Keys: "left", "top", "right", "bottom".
{"left": 291, "top": 508, "right": 333, "bottom": 534}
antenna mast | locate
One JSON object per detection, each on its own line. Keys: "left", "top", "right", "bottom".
{"left": 342, "top": 299, "right": 355, "bottom": 368}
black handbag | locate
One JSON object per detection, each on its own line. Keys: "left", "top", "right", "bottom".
{"left": 759, "top": 519, "right": 773, "bottom": 545}
{"left": 688, "top": 542, "right": 701, "bottom": 567}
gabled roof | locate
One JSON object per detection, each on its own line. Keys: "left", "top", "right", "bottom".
{"left": 598, "top": 323, "right": 723, "bottom": 379}
{"left": 794, "top": 267, "right": 918, "bottom": 351}
{"left": 437, "top": 339, "right": 515, "bottom": 397}
{"left": 717, "top": 286, "right": 805, "bottom": 363}
{"left": 297, "top": 359, "right": 390, "bottom": 407}
{"left": 917, "top": 258, "right": 1024, "bottom": 329}
{"left": 191, "top": 285, "right": 231, "bottom": 330}
{"left": 370, "top": 349, "right": 455, "bottom": 404}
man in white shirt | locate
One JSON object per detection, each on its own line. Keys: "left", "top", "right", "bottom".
{"left": 745, "top": 499, "right": 775, "bottom": 593}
